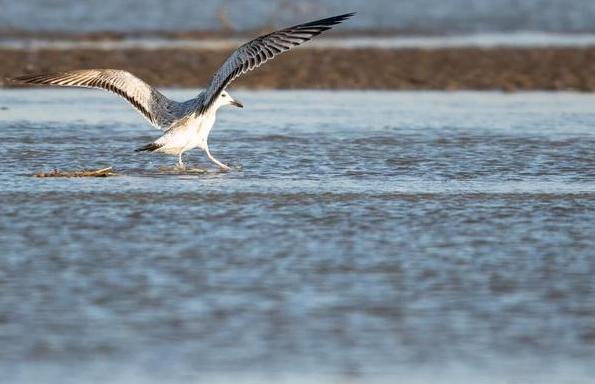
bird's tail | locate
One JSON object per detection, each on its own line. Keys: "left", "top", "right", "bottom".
{"left": 134, "top": 142, "right": 162, "bottom": 152}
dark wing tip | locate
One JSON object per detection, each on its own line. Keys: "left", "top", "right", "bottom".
{"left": 333, "top": 12, "right": 357, "bottom": 21}
{"left": 10, "top": 74, "right": 37, "bottom": 83}
{"left": 10, "top": 73, "right": 57, "bottom": 85}
{"left": 300, "top": 12, "right": 356, "bottom": 28}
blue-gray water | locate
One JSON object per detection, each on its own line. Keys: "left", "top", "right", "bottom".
{"left": 1, "top": 0, "right": 595, "bottom": 34}
{"left": 1, "top": 90, "right": 595, "bottom": 383}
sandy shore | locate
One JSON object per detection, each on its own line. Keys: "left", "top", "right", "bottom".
{"left": 3, "top": 46, "right": 595, "bottom": 91}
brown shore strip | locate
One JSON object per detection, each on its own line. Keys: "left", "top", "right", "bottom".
{"left": 3, "top": 47, "right": 595, "bottom": 91}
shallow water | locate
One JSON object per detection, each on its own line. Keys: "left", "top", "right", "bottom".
{"left": 0, "top": 90, "right": 595, "bottom": 383}
{"left": 1, "top": 0, "right": 595, "bottom": 34}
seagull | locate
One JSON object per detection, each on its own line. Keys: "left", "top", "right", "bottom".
{"left": 12, "top": 13, "right": 354, "bottom": 170}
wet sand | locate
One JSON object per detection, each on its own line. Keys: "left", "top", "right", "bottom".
{"left": 2, "top": 46, "right": 595, "bottom": 91}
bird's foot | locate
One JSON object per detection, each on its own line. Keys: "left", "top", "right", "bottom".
{"left": 218, "top": 163, "right": 231, "bottom": 172}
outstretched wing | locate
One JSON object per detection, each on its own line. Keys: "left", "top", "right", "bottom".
{"left": 197, "top": 12, "right": 355, "bottom": 114}
{"left": 12, "top": 69, "right": 179, "bottom": 130}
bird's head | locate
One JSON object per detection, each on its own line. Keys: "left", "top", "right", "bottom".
{"left": 217, "top": 91, "right": 243, "bottom": 109}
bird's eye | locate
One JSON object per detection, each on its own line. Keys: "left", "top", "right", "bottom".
{"left": 222, "top": 94, "right": 226, "bottom": 98}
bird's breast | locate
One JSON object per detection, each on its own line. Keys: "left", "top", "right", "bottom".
{"left": 193, "top": 113, "right": 217, "bottom": 149}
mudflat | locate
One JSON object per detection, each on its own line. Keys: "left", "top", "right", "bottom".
{"left": 3, "top": 46, "right": 595, "bottom": 91}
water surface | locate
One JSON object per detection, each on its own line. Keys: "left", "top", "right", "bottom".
{"left": 1, "top": 0, "right": 595, "bottom": 34}
{"left": 0, "top": 90, "right": 594, "bottom": 383}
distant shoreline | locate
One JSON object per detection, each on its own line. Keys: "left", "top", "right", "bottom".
{"left": 5, "top": 33, "right": 595, "bottom": 50}
{"left": 3, "top": 45, "right": 595, "bottom": 91}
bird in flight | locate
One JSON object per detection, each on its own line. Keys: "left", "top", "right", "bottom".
{"left": 12, "top": 13, "right": 354, "bottom": 170}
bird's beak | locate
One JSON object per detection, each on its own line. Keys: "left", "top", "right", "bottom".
{"left": 231, "top": 99, "right": 244, "bottom": 108}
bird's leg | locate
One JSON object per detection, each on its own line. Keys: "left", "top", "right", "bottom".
{"left": 205, "top": 147, "right": 231, "bottom": 171}
{"left": 177, "top": 153, "right": 185, "bottom": 169}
